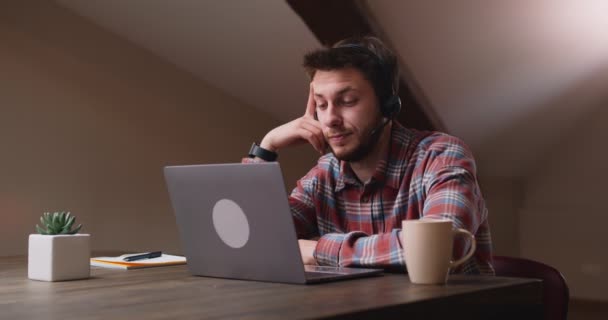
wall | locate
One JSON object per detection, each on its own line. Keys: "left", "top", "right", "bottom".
{"left": 521, "top": 93, "right": 608, "bottom": 300}
{"left": 0, "top": 1, "right": 318, "bottom": 256}
{"left": 478, "top": 177, "right": 523, "bottom": 257}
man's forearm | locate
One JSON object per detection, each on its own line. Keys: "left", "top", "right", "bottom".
{"left": 314, "top": 230, "right": 405, "bottom": 269}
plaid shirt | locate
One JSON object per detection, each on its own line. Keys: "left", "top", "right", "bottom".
{"left": 246, "top": 122, "right": 494, "bottom": 275}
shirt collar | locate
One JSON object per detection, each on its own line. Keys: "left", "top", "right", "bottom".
{"left": 334, "top": 122, "right": 412, "bottom": 192}
{"left": 384, "top": 122, "right": 413, "bottom": 190}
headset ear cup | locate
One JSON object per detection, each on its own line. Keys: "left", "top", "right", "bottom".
{"left": 382, "top": 95, "right": 402, "bottom": 119}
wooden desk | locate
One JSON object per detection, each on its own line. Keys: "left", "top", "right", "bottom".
{"left": 1, "top": 256, "right": 542, "bottom": 319}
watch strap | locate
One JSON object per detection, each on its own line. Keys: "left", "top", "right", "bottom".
{"left": 248, "top": 143, "right": 278, "bottom": 161}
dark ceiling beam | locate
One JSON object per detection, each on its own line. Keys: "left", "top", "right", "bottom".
{"left": 286, "top": 0, "right": 441, "bottom": 132}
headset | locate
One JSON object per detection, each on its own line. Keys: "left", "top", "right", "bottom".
{"left": 331, "top": 43, "right": 402, "bottom": 138}
{"left": 333, "top": 43, "right": 402, "bottom": 120}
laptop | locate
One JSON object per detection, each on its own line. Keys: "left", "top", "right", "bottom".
{"left": 164, "top": 162, "right": 383, "bottom": 284}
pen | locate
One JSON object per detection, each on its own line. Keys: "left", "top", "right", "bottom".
{"left": 123, "top": 251, "right": 162, "bottom": 262}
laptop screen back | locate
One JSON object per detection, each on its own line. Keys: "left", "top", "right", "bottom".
{"left": 164, "top": 162, "right": 308, "bottom": 284}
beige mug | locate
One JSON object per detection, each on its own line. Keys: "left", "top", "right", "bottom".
{"left": 402, "top": 219, "right": 476, "bottom": 284}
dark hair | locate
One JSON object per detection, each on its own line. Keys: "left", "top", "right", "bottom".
{"left": 303, "top": 36, "right": 399, "bottom": 105}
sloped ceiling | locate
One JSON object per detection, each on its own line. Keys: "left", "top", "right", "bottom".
{"left": 56, "top": 0, "right": 321, "bottom": 122}
{"left": 364, "top": 0, "right": 608, "bottom": 178}
{"left": 55, "top": 0, "right": 608, "bottom": 178}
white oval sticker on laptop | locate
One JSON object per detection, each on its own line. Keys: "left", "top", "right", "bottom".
{"left": 212, "top": 199, "right": 250, "bottom": 248}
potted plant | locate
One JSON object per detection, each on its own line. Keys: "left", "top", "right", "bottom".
{"left": 28, "top": 211, "right": 90, "bottom": 281}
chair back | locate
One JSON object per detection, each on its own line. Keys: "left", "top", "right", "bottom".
{"left": 493, "top": 256, "right": 569, "bottom": 320}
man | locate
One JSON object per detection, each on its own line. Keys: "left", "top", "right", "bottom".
{"left": 244, "top": 36, "right": 493, "bottom": 275}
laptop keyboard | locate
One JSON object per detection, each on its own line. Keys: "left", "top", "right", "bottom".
{"left": 304, "top": 266, "right": 350, "bottom": 276}
{"left": 303, "top": 265, "right": 383, "bottom": 281}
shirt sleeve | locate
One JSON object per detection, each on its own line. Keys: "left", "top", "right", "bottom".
{"left": 313, "top": 135, "right": 486, "bottom": 271}
{"left": 288, "top": 168, "right": 321, "bottom": 239}
{"left": 419, "top": 136, "right": 487, "bottom": 272}
{"left": 314, "top": 230, "right": 405, "bottom": 269}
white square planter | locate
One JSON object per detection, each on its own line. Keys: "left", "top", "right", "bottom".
{"left": 28, "top": 234, "right": 90, "bottom": 282}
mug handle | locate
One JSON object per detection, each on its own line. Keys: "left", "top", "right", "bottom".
{"left": 449, "top": 228, "right": 476, "bottom": 269}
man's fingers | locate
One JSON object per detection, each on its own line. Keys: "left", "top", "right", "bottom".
{"left": 297, "top": 126, "right": 325, "bottom": 154}
{"left": 299, "top": 120, "right": 325, "bottom": 152}
{"left": 300, "top": 121, "right": 326, "bottom": 153}
{"left": 297, "top": 128, "right": 322, "bottom": 154}
{"left": 304, "top": 84, "right": 316, "bottom": 118}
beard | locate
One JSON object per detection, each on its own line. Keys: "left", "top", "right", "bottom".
{"left": 328, "top": 119, "right": 386, "bottom": 162}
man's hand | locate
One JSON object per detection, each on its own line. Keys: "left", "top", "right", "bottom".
{"left": 259, "top": 85, "right": 326, "bottom": 155}
{"left": 298, "top": 239, "right": 318, "bottom": 265}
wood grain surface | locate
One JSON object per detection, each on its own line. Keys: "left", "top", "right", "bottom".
{"left": 1, "top": 255, "right": 542, "bottom": 319}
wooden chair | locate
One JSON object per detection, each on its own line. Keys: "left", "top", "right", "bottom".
{"left": 493, "top": 256, "right": 569, "bottom": 320}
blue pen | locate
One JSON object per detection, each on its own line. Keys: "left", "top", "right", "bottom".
{"left": 123, "top": 251, "right": 162, "bottom": 262}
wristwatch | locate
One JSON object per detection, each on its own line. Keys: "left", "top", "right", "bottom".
{"left": 248, "top": 142, "right": 278, "bottom": 161}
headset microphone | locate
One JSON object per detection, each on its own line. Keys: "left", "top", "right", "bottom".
{"left": 368, "top": 94, "right": 402, "bottom": 138}
{"left": 369, "top": 118, "right": 389, "bottom": 138}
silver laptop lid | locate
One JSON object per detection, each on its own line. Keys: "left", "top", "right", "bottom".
{"left": 164, "top": 162, "right": 308, "bottom": 284}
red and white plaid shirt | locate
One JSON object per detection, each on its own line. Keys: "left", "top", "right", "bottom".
{"left": 246, "top": 122, "right": 494, "bottom": 275}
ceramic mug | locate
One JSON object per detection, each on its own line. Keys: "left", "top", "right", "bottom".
{"left": 402, "top": 219, "right": 476, "bottom": 284}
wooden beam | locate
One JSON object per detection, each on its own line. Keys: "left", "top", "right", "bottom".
{"left": 286, "top": 0, "right": 440, "bottom": 131}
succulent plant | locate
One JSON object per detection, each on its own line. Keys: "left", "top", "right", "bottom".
{"left": 35, "top": 211, "right": 83, "bottom": 235}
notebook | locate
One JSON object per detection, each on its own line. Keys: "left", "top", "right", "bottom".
{"left": 90, "top": 253, "right": 186, "bottom": 270}
{"left": 163, "top": 162, "right": 383, "bottom": 284}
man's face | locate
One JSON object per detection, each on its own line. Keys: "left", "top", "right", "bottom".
{"left": 312, "top": 68, "right": 383, "bottom": 162}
